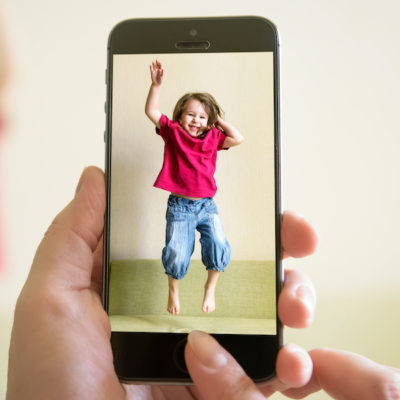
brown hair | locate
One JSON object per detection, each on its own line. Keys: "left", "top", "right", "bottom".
{"left": 172, "top": 92, "right": 223, "bottom": 128}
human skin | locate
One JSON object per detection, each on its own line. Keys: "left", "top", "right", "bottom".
{"left": 177, "top": 99, "right": 209, "bottom": 137}
{"left": 216, "top": 114, "right": 244, "bottom": 148}
{"left": 145, "top": 59, "right": 244, "bottom": 148}
{"left": 8, "top": 167, "right": 398, "bottom": 399}
{"left": 6, "top": 167, "right": 318, "bottom": 399}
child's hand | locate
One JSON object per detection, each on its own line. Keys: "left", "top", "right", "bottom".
{"left": 214, "top": 115, "right": 224, "bottom": 130}
{"left": 150, "top": 59, "right": 164, "bottom": 86}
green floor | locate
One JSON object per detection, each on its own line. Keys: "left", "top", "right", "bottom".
{"left": 108, "top": 259, "right": 276, "bottom": 334}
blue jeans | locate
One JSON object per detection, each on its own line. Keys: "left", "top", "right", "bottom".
{"left": 162, "top": 195, "right": 231, "bottom": 280}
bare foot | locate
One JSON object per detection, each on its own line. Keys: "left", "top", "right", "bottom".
{"left": 167, "top": 287, "right": 180, "bottom": 315}
{"left": 202, "top": 285, "right": 216, "bottom": 313}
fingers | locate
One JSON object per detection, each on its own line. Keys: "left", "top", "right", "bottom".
{"left": 187, "top": 334, "right": 399, "bottom": 400}
{"left": 29, "top": 167, "right": 105, "bottom": 290}
{"left": 150, "top": 60, "right": 164, "bottom": 75}
{"left": 278, "top": 269, "right": 316, "bottom": 328}
{"left": 186, "top": 332, "right": 314, "bottom": 400}
{"left": 186, "top": 211, "right": 319, "bottom": 399}
{"left": 282, "top": 348, "right": 400, "bottom": 399}
{"left": 260, "top": 344, "right": 313, "bottom": 397}
{"left": 281, "top": 210, "right": 319, "bottom": 259}
{"left": 185, "top": 331, "right": 265, "bottom": 400}
{"left": 279, "top": 211, "right": 317, "bottom": 328}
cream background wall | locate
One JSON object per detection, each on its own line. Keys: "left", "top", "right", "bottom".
{"left": 1, "top": 1, "right": 400, "bottom": 399}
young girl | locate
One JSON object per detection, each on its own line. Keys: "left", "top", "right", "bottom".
{"left": 145, "top": 60, "right": 243, "bottom": 315}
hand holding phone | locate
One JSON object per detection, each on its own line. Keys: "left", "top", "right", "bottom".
{"left": 8, "top": 167, "right": 395, "bottom": 398}
{"left": 6, "top": 166, "right": 318, "bottom": 398}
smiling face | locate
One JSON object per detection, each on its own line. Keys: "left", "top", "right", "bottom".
{"left": 179, "top": 99, "right": 209, "bottom": 137}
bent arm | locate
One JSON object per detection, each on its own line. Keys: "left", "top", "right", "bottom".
{"left": 145, "top": 84, "right": 162, "bottom": 129}
{"left": 217, "top": 116, "right": 244, "bottom": 148}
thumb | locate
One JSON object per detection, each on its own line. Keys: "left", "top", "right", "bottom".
{"left": 28, "top": 166, "right": 105, "bottom": 290}
{"left": 185, "top": 331, "right": 265, "bottom": 400}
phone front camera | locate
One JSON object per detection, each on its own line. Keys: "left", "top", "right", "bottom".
{"left": 189, "top": 28, "right": 197, "bottom": 37}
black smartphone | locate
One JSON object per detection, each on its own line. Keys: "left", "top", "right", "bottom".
{"left": 103, "top": 16, "right": 282, "bottom": 384}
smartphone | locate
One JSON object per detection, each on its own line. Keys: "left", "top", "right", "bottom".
{"left": 103, "top": 16, "right": 282, "bottom": 384}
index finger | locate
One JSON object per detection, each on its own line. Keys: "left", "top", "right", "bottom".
{"left": 282, "top": 348, "right": 400, "bottom": 399}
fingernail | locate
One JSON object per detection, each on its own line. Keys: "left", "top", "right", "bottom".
{"left": 295, "top": 284, "right": 316, "bottom": 316}
{"left": 187, "top": 331, "right": 228, "bottom": 369}
{"left": 284, "top": 209, "right": 306, "bottom": 220}
{"left": 285, "top": 344, "right": 313, "bottom": 382}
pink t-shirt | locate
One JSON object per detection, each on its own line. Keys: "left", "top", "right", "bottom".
{"left": 154, "top": 114, "right": 227, "bottom": 197}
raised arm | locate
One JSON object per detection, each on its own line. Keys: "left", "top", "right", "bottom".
{"left": 217, "top": 116, "right": 244, "bottom": 148}
{"left": 145, "top": 60, "right": 164, "bottom": 129}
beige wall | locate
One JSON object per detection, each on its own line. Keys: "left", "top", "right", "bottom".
{"left": 110, "top": 53, "right": 276, "bottom": 260}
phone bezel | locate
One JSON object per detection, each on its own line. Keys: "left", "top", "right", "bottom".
{"left": 103, "top": 16, "right": 282, "bottom": 384}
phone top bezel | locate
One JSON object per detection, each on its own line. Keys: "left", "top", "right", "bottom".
{"left": 103, "top": 16, "right": 282, "bottom": 385}
{"left": 107, "top": 16, "right": 279, "bottom": 53}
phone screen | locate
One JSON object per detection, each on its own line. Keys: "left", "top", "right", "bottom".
{"left": 107, "top": 50, "right": 278, "bottom": 336}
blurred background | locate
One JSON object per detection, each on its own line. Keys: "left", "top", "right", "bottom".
{"left": 1, "top": 0, "right": 399, "bottom": 398}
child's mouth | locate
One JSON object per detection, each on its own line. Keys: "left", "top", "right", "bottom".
{"left": 189, "top": 125, "right": 199, "bottom": 132}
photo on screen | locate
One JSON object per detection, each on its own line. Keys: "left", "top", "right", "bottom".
{"left": 108, "top": 52, "right": 276, "bottom": 335}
